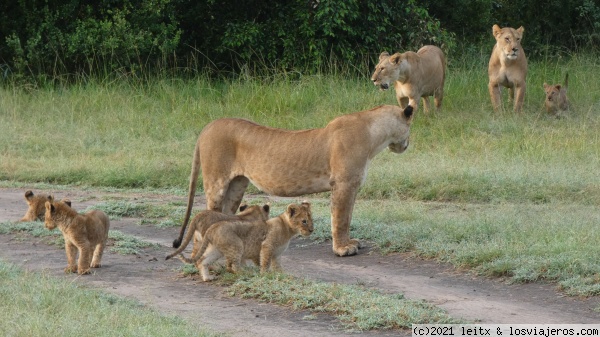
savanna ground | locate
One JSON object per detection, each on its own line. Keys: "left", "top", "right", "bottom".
{"left": 1, "top": 53, "right": 600, "bottom": 335}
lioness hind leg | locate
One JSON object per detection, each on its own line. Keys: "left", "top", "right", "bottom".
{"left": 421, "top": 96, "right": 432, "bottom": 113}
{"left": 434, "top": 87, "right": 444, "bottom": 109}
{"left": 221, "top": 176, "right": 250, "bottom": 215}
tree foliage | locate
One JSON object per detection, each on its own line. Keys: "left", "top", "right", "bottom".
{"left": 0, "top": 0, "right": 599, "bottom": 81}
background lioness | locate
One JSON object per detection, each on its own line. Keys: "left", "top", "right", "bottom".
{"left": 45, "top": 197, "right": 110, "bottom": 275}
{"left": 19, "top": 190, "right": 51, "bottom": 222}
{"left": 543, "top": 73, "right": 571, "bottom": 117}
{"left": 166, "top": 203, "right": 270, "bottom": 261}
{"left": 488, "top": 24, "right": 528, "bottom": 113}
{"left": 191, "top": 202, "right": 313, "bottom": 281}
{"left": 371, "top": 45, "right": 446, "bottom": 114}
{"left": 180, "top": 104, "right": 413, "bottom": 257}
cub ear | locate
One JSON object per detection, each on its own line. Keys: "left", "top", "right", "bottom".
{"left": 543, "top": 83, "right": 549, "bottom": 89}
{"left": 24, "top": 190, "right": 34, "bottom": 200}
{"left": 379, "top": 51, "right": 390, "bottom": 61}
{"left": 239, "top": 204, "right": 248, "bottom": 212}
{"left": 301, "top": 201, "right": 311, "bottom": 210}
{"left": 287, "top": 204, "right": 298, "bottom": 217}
{"left": 61, "top": 198, "right": 72, "bottom": 207}
{"left": 47, "top": 195, "right": 54, "bottom": 202}
{"left": 555, "top": 85, "right": 561, "bottom": 90}
{"left": 262, "top": 204, "right": 270, "bottom": 213}
{"left": 45, "top": 201, "right": 52, "bottom": 211}
{"left": 389, "top": 53, "right": 402, "bottom": 65}
{"left": 403, "top": 105, "right": 414, "bottom": 119}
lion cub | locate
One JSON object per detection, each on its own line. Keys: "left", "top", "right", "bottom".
{"left": 19, "top": 190, "right": 51, "bottom": 222}
{"left": 543, "top": 73, "right": 572, "bottom": 117}
{"left": 44, "top": 197, "right": 110, "bottom": 275}
{"left": 191, "top": 202, "right": 313, "bottom": 281}
{"left": 165, "top": 204, "right": 270, "bottom": 262}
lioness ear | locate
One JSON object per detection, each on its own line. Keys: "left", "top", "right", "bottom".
{"left": 24, "top": 190, "right": 34, "bottom": 200}
{"left": 517, "top": 26, "right": 525, "bottom": 35}
{"left": 492, "top": 24, "right": 502, "bottom": 37}
{"left": 379, "top": 51, "right": 390, "bottom": 61}
{"left": 389, "top": 53, "right": 402, "bottom": 65}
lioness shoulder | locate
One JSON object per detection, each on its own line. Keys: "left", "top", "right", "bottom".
{"left": 192, "top": 202, "right": 313, "bottom": 281}
{"left": 45, "top": 197, "right": 110, "bottom": 275}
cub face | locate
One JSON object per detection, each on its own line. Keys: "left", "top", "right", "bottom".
{"left": 44, "top": 198, "right": 72, "bottom": 230}
{"left": 286, "top": 202, "right": 314, "bottom": 237}
{"left": 20, "top": 190, "right": 50, "bottom": 222}
{"left": 493, "top": 24, "right": 524, "bottom": 61}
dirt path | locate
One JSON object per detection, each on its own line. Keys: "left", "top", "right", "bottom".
{"left": 0, "top": 187, "right": 598, "bottom": 336}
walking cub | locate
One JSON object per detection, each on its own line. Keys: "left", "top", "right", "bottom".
{"left": 44, "top": 197, "right": 110, "bottom": 275}
{"left": 20, "top": 190, "right": 51, "bottom": 222}
{"left": 165, "top": 204, "right": 270, "bottom": 261}
{"left": 191, "top": 202, "right": 313, "bottom": 281}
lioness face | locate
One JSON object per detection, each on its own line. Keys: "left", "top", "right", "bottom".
{"left": 371, "top": 52, "right": 405, "bottom": 90}
{"left": 493, "top": 25, "right": 524, "bottom": 61}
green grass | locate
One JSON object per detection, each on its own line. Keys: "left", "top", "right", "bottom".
{"left": 225, "top": 271, "right": 461, "bottom": 331}
{"left": 1, "top": 52, "right": 600, "bottom": 326}
{"left": 0, "top": 261, "right": 221, "bottom": 337}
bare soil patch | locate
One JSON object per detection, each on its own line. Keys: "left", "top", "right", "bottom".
{"left": 0, "top": 187, "right": 598, "bottom": 336}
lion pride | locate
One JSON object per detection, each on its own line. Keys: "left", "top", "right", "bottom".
{"left": 180, "top": 104, "right": 413, "bottom": 257}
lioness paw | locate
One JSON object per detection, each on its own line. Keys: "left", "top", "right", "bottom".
{"left": 333, "top": 240, "right": 361, "bottom": 257}
{"left": 64, "top": 266, "right": 77, "bottom": 274}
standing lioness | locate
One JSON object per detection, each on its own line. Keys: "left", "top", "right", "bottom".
{"left": 181, "top": 105, "right": 413, "bottom": 257}
{"left": 488, "top": 24, "right": 528, "bottom": 113}
{"left": 371, "top": 45, "right": 446, "bottom": 114}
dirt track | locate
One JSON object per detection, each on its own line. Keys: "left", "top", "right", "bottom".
{"left": 0, "top": 187, "right": 598, "bottom": 336}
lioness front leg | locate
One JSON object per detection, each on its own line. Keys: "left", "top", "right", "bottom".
{"left": 488, "top": 82, "right": 502, "bottom": 111}
{"left": 513, "top": 84, "right": 526, "bottom": 113}
{"left": 330, "top": 181, "right": 362, "bottom": 256}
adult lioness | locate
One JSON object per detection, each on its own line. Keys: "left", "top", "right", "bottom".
{"left": 488, "top": 24, "right": 528, "bottom": 113}
{"left": 371, "top": 45, "right": 446, "bottom": 114}
{"left": 166, "top": 203, "right": 270, "bottom": 261}
{"left": 191, "top": 202, "right": 313, "bottom": 281}
{"left": 19, "top": 190, "right": 51, "bottom": 222}
{"left": 45, "top": 197, "right": 110, "bottom": 275}
{"left": 180, "top": 104, "right": 413, "bottom": 257}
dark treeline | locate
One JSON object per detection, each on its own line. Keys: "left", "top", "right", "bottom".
{"left": 1, "top": 0, "right": 599, "bottom": 81}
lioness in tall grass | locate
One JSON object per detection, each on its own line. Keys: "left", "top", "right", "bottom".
{"left": 166, "top": 203, "right": 270, "bottom": 261}
{"left": 371, "top": 46, "right": 446, "bottom": 114}
{"left": 180, "top": 105, "right": 413, "bottom": 257}
{"left": 190, "top": 202, "right": 313, "bottom": 281}
{"left": 45, "top": 197, "right": 110, "bottom": 275}
{"left": 488, "top": 24, "right": 528, "bottom": 113}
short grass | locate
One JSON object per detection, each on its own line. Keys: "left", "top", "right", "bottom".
{"left": 0, "top": 261, "right": 221, "bottom": 337}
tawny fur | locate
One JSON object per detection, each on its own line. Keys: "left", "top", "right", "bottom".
{"left": 371, "top": 45, "right": 446, "bottom": 114}
{"left": 488, "top": 24, "right": 528, "bottom": 113}
{"left": 180, "top": 105, "right": 413, "bottom": 257}
{"left": 19, "top": 190, "right": 51, "bottom": 222}
{"left": 190, "top": 202, "right": 313, "bottom": 281}
{"left": 543, "top": 73, "right": 572, "bottom": 117}
{"left": 44, "top": 197, "right": 110, "bottom": 275}
{"left": 166, "top": 204, "right": 270, "bottom": 261}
